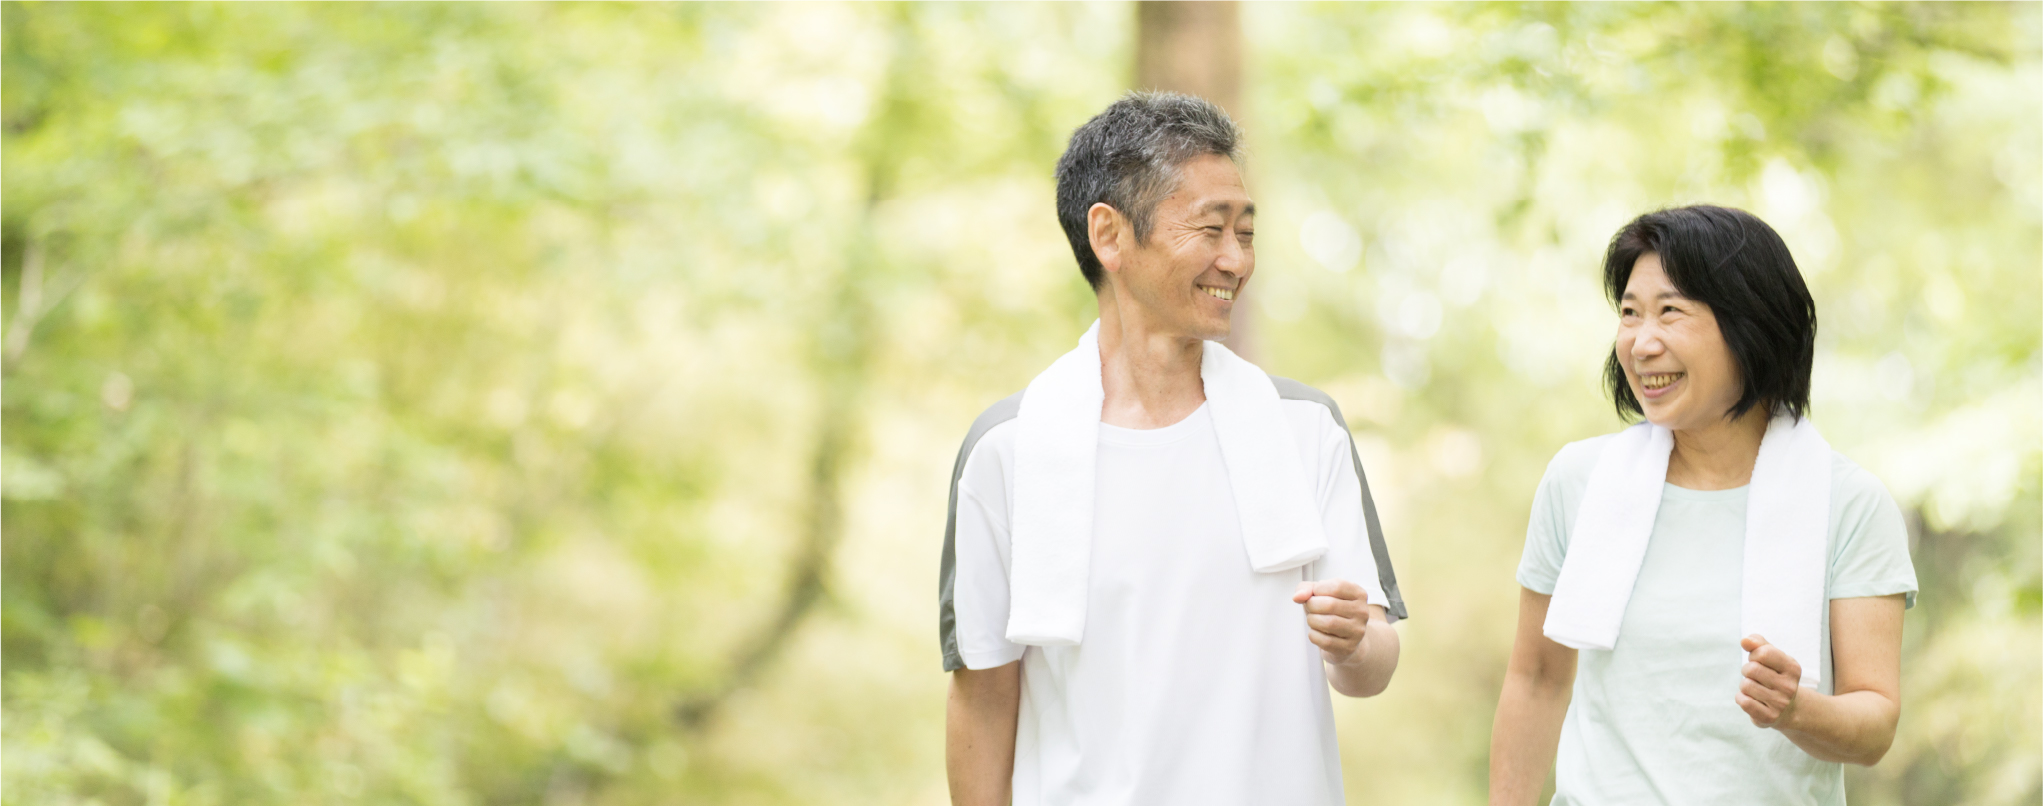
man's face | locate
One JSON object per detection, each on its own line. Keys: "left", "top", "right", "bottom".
{"left": 1114, "top": 154, "right": 1255, "bottom": 342}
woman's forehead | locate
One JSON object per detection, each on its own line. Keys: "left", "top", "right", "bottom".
{"left": 1622, "top": 258, "right": 1689, "bottom": 300}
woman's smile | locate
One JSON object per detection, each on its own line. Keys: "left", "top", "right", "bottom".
{"left": 1639, "top": 371, "right": 1685, "bottom": 398}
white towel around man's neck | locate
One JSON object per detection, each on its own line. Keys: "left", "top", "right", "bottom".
{"left": 1544, "top": 415, "right": 1832, "bottom": 686}
{"left": 1005, "top": 321, "right": 1328, "bottom": 646}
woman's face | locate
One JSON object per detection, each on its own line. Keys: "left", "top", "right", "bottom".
{"left": 1616, "top": 253, "right": 1744, "bottom": 431}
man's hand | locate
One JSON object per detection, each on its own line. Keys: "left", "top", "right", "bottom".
{"left": 1736, "top": 634, "right": 1803, "bottom": 729}
{"left": 1293, "top": 579, "right": 1371, "bottom": 664}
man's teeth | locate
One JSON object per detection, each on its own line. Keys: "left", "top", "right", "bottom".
{"left": 1642, "top": 373, "right": 1684, "bottom": 390}
{"left": 1202, "top": 287, "right": 1235, "bottom": 301}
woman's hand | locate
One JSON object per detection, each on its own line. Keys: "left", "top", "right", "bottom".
{"left": 1737, "top": 596, "right": 1905, "bottom": 766}
{"left": 1735, "top": 634, "right": 1802, "bottom": 728}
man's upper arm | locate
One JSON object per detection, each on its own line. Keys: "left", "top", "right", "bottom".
{"left": 940, "top": 393, "right": 1026, "bottom": 672}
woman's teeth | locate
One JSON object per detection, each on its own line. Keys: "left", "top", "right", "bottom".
{"left": 1642, "top": 373, "right": 1684, "bottom": 390}
{"left": 1202, "top": 287, "right": 1235, "bottom": 301}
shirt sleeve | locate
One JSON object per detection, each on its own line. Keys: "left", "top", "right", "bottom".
{"left": 941, "top": 422, "right": 1027, "bottom": 671}
{"left": 1826, "top": 457, "right": 1920, "bottom": 608}
{"left": 1304, "top": 406, "right": 1394, "bottom": 619}
{"left": 1516, "top": 444, "right": 1588, "bottom": 595}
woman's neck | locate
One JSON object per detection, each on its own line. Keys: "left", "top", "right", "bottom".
{"left": 1665, "top": 408, "right": 1771, "bottom": 490}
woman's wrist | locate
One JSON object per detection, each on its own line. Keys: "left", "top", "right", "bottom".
{"left": 1771, "top": 687, "right": 1811, "bottom": 732}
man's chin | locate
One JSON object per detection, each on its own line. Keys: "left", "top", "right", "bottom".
{"left": 1130, "top": 310, "right": 1228, "bottom": 343}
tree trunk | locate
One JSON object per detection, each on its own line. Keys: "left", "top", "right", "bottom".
{"left": 1135, "top": 1, "right": 1256, "bottom": 361}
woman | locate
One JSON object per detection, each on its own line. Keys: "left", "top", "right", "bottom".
{"left": 1489, "top": 206, "right": 1918, "bottom": 805}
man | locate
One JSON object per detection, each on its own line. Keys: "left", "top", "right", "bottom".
{"left": 938, "top": 92, "right": 1409, "bottom": 805}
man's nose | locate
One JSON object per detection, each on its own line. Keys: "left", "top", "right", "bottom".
{"left": 1216, "top": 234, "right": 1248, "bottom": 276}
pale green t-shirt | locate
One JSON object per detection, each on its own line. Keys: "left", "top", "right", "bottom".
{"left": 1517, "top": 434, "right": 1919, "bottom": 806}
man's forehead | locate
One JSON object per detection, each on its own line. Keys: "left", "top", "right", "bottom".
{"left": 1161, "top": 154, "right": 1252, "bottom": 214}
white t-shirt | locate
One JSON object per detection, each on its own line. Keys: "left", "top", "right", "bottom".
{"left": 944, "top": 398, "right": 1396, "bottom": 806}
{"left": 1517, "top": 435, "right": 1919, "bottom": 805}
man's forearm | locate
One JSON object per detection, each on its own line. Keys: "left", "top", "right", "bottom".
{"left": 1775, "top": 689, "right": 1899, "bottom": 765}
{"left": 1489, "top": 672, "right": 1571, "bottom": 806}
{"left": 947, "top": 664, "right": 1021, "bottom": 806}
{"left": 1325, "top": 615, "right": 1398, "bottom": 697}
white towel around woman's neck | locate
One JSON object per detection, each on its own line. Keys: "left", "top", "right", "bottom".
{"left": 1544, "top": 415, "right": 1831, "bottom": 686}
{"left": 1005, "top": 321, "right": 1328, "bottom": 646}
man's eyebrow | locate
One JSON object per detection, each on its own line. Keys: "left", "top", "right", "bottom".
{"left": 1193, "top": 200, "right": 1255, "bottom": 217}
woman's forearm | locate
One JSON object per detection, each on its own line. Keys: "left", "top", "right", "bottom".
{"left": 1489, "top": 672, "right": 1571, "bottom": 806}
{"left": 1775, "top": 689, "right": 1900, "bottom": 765}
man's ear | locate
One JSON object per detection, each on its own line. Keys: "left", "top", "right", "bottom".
{"left": 1087, "top": 203, "right": 1126, "bottom": 276}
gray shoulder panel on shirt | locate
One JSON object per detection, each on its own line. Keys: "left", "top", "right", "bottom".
{"left": 1270, "top": 376, "right": 1409, "bottom": 621}
{"left": 937, "top": 377, "right": 1410, "bottom": 672}
{"left": 939, "top": 391, "right": 1024, "bottom": 672}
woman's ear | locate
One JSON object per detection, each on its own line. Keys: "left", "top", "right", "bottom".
{"left": 1087, "top": 203, "right": 1125, "bottom": 276}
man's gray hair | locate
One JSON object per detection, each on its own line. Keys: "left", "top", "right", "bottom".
{"left": 1054, "top": 91, "right": 1244, "bottom": 290}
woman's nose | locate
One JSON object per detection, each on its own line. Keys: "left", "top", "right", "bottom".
{"left": 1629, "top": 323, "right": 1666, "bottom": 358}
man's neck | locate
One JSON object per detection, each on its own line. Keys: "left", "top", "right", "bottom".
{"left": 1096, "top": 286, "right": 1207, "bottom": 429}
{"left": 1665, "top": 408, "right": 1771, "bottom": 490}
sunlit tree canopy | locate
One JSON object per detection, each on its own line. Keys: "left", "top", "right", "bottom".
{"left": 3, "top": 3, "right": 2036, "bottom": 804}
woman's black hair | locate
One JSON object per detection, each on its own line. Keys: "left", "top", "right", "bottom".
{"left": 1602, "top": 205, "right": 1817, "bottom": 423}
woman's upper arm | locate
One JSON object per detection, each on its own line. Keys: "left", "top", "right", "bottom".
{"left": 1510, "top": 587, "right": 1577, "bottom": 688}
{"left": 1828, "top": 594, "right": 1905, "bottom": 700}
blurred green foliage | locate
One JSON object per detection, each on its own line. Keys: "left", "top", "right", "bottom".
{"left": 2, "top": 3, "right": 2036, "bottom": 805}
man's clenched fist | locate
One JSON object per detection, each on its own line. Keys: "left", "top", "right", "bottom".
{"left": 1293, "top": 580, "right": 1371, "bottom": 664}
